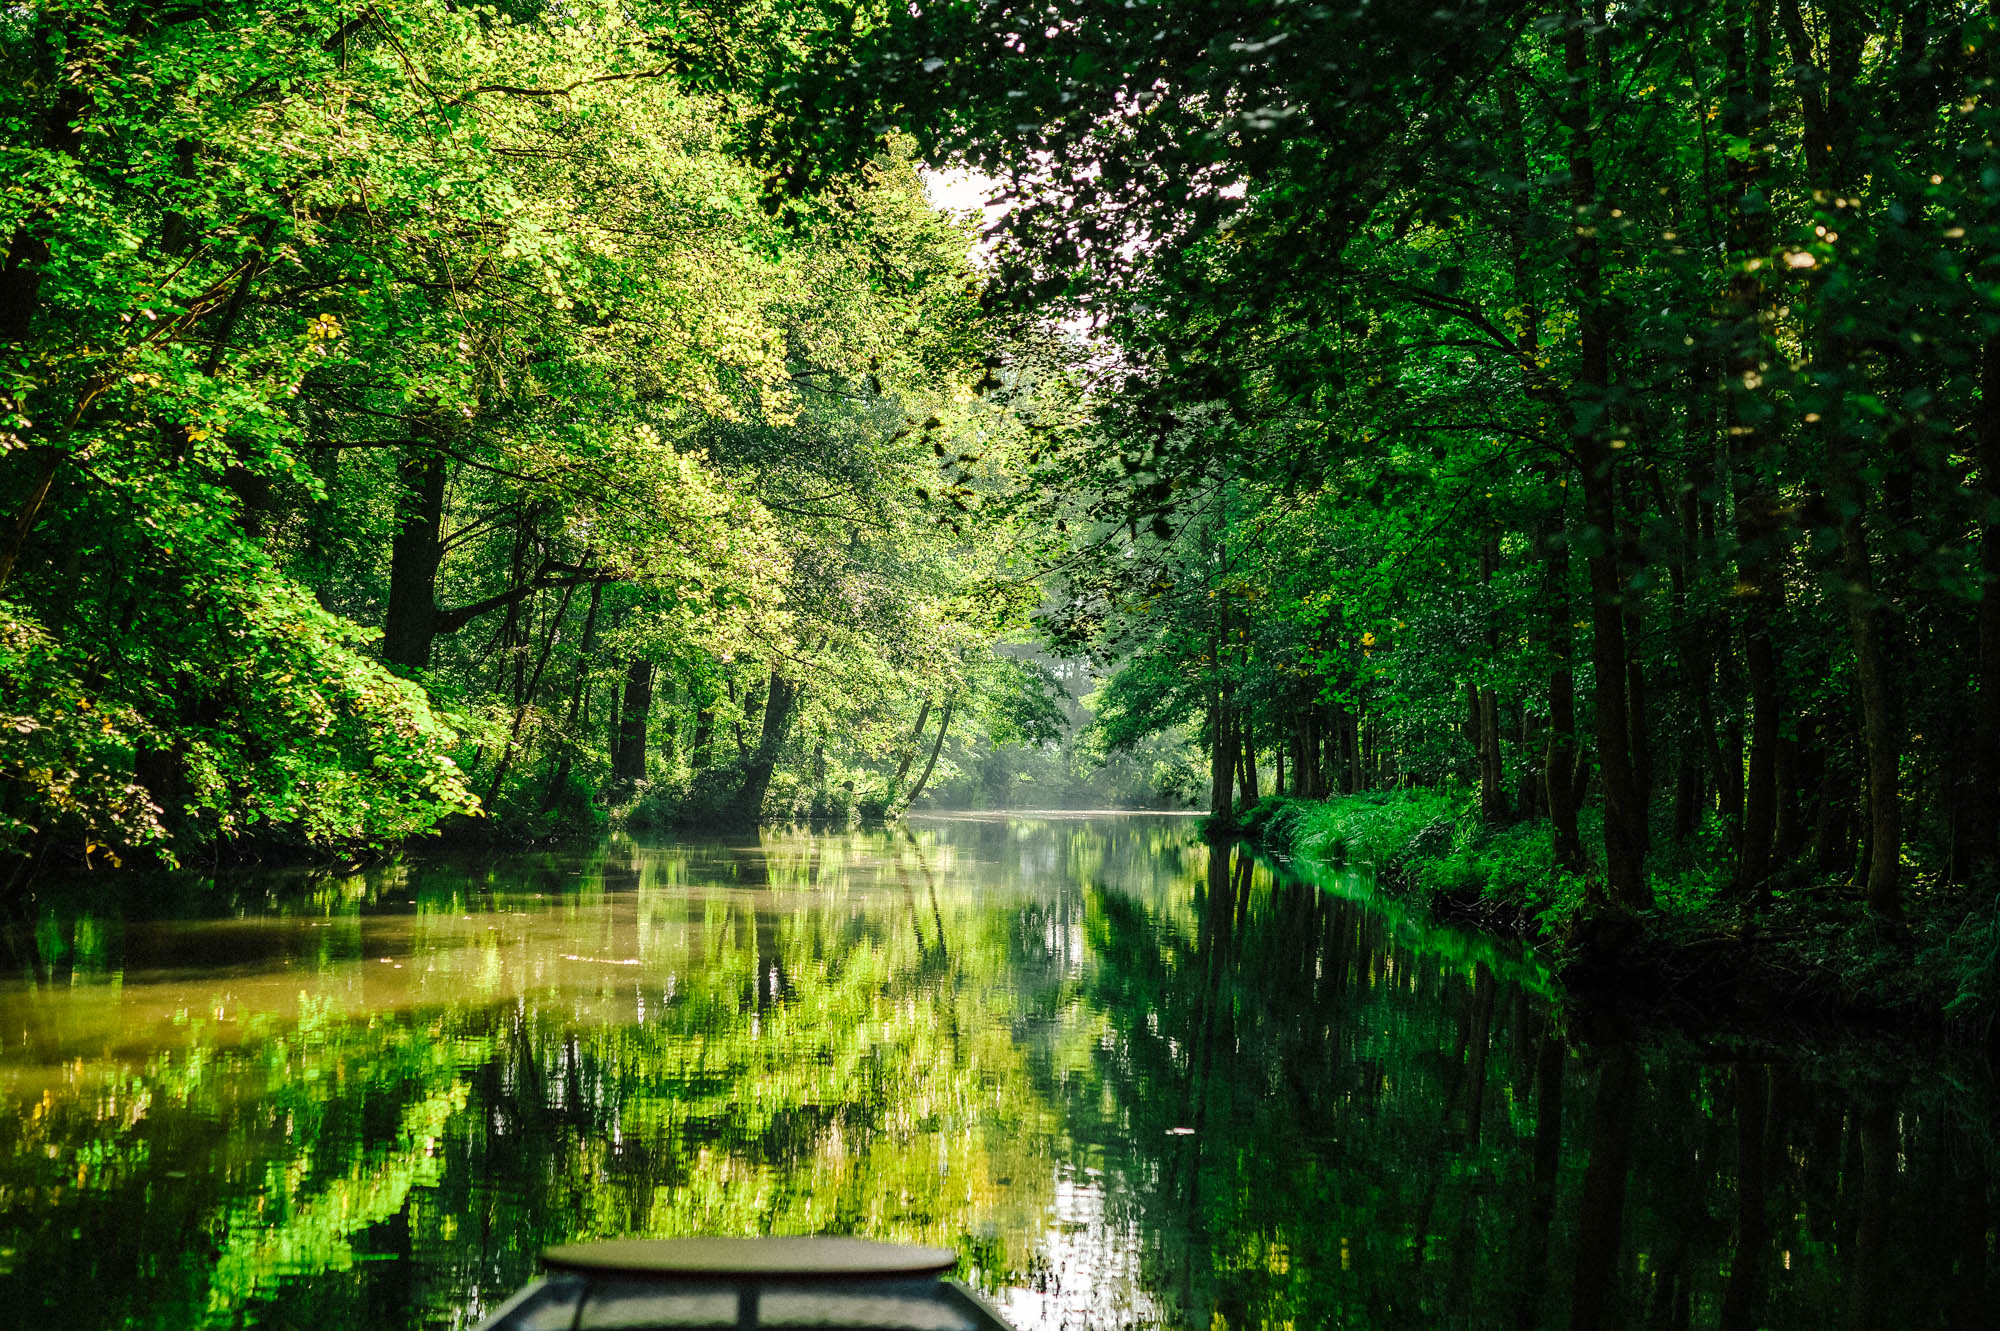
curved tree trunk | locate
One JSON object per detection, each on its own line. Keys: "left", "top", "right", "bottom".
{"left": 901, "top": 694, "right": 953, "bottom": 811}
{"left": 484, "top": 574, "right": 583, "bottom": 807}
{"left": 888, "top": 695, "right": 934, "bottom": 800}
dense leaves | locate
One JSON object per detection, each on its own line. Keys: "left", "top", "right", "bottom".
{"left": 11, "top": 0, "right": 2000, "bottom": 934}
{"left": 901, "top": 0, "right": 2000, "bottom": 934}
{"left": 0, "top": 1, "right": 1076, "bottom": 868}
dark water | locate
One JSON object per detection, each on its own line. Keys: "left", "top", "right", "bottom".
{"left": 0, "top": 814, "right": 1991, "bottom": 1329}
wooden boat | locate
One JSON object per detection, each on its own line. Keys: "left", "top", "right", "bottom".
{"left": 474, "top": 1236, "right": 1016, "bottom": 1330}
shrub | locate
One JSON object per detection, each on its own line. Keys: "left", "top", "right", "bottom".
{"left": 1241, "top": 786, "right": 1600, "bottom": 936}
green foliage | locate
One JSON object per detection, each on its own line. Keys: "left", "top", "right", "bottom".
{"left": 927, "top": 0, "right": 2000, "bottom": 947}
{"left": 0, "top": 1, "right": 1061, "bottom": 865}
{"left": 0, "top": 577, "right": 476, "bottom": 864}
{"left": 11, "top": 0, "right": 2000, "bottom": 988}
{"left": 1254, "top": 790, "right": 1598, "bottom": 931}
{"left": 0, "top": 612, "right": 162, "bottom": 862}
{"left": 1941, "top": 890, "right": 2000, "bottom": 1042}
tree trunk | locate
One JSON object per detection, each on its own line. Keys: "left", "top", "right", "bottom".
{"left": 383, "top": 446, "right": 447, "bottom": 671}
{"left": 1846, "top": 513, "right": 1902, "bottom": 911}
{"left": 1542, "top": 515, "right": 1586, "bottom": 871}
{"left": 729, "top": 675, "right": 755, "bottom": 761}
{"left": 1780, "top": 0, "right": 1896, "bottom": 904}
{"left": 485, "top": 577, "right": 583, "bottom": 808}
{"left": 1308, "top": 705, "right": 1323, "bottom": 797}
{"left": 692, "top": 692, "right": 715, "bottom": 770}
{"left": 1969, "top": 290, "right": 2000, "bottom": 881}
{"left": 729, "top": 669, "right": 800, "bottom": 822}
{"left": 541, "top": 579, "right": 604, "bottom": 810}
{"left": 1209, "top": 695, "right": 1234, "bottom": 823}
{"left": 1479, "top": 687, "right": 1506, "bottom": 820}
{"left": 1344, "top": 706, "right": 1362, "bottom": 794}
{"left": 1725, "top": 0, "right": 1784, "bottom": 903}
{"left": 1239, "top": 718, "right": 1259, "bottom": 805}
{"left": 1661, "top": 372, "right": 1730, "bottom": 845}
{"left": 890, "top": 696, "right": 934, "bottom": 797}
{"left": 1466, "top": 679, "right": 1484, "bottom": 781}
{"left": 1478, "top": 536, "right": 1510, "bottom": 822}
{"left": 1222, "top": 698, "right": 1243, "bottom": 809}
{"left": 1673, "top": 762, "right": 1701, "bottom": 842}
{"left": 1513, "top": 703, "right": 1541, "bottom": 819}
{"left": 611, "top": 660, "right": 654, "bottom": 795}
{"left": 1562, "top": 2, "right": 1648, "bottom": 907}
{"left": 1953, "top": 11, "right": 2000, "bottom": 877}
{"left": 1623, "top": 549, "right": 1653, "bottom": 851}
{"left": 1502, "top": 78, "right": 1552, "bottom": 837}
{"left": 901, "top": 690, "right": 950, "bottom": 810}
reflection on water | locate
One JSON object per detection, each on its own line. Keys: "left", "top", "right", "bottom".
{"left": 0, "top": 815, "right": 1991, "bottom": 1329}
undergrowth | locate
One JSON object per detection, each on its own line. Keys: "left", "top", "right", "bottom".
{"left": 1240, "top": 788, "right": 2000, "bottom": 1040}
{"left": 1240, "top": 788, "right": 1592, "bottom": 932}
{"left": 1240, "top": 787, "right": 1743, "bottom": 932}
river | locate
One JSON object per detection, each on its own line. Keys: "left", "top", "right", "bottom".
{"left": 0, "top": 813, "right": 1989, "bottom": 1328}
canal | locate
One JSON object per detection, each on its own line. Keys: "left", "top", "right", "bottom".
{"left": 0, "top": 814, "right": 1989, "bottom": 1328}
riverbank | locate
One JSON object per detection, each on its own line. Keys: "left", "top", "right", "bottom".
{"left": 1235, "top": 791, "right": 2000, "bottom": 1047}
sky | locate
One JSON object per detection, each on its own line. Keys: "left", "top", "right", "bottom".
{"left": 920, "top": 167, "right": 1010, "bottom": 262}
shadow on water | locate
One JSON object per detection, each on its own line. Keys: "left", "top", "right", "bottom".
{"left": 0, "top": 814, "right": 1992, "bottom": 1329}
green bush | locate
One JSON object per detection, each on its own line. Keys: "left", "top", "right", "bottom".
{"left": 1238, "top": 787, "right": 1630, "bottom": 935}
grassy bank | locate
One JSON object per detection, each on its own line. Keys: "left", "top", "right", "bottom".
{"left": 1239, "top": 789, "right": 1595, "bottom": 933}
{"left": 1238, "top": 789, "right": 2000, "bottom": 1044}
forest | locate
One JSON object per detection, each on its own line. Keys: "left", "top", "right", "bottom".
{"left": 5, "top": 0, "right": 2000, "bottom": 956}
{"left": 0, "top": 0, "right": 1111, "bottom": 873}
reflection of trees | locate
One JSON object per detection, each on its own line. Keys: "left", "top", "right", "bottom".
{"left": 0, "top": 999, "right": 495, "bottom": 1328}
{"left": 0, "top": 827, "right": 1078, "bottom": 1328}
{"left": 1062, "top": 841, "right": 2000, "bottom": 1331}
{"left": 1569, "top": 1044, "right": 1637, "bottom": 1331}
{"left": 1, "top": 822, "right": 1998, "bottom": 1329}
